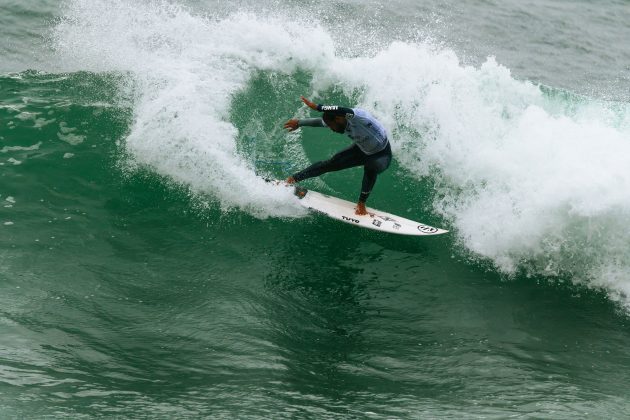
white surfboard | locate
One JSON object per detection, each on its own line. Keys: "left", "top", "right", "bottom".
{"left": 294, "top": 186, "right": 448, "bottom": 236}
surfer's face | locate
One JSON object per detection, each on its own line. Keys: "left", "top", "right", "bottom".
{"left": 327, "top": 116, "right": 347, "bottom": 134}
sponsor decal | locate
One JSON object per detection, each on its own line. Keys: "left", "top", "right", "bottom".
{"left": 320, "top": 105, "right": 338, "bottom": 111}
{"left": 346, "top": 112, "right": 354, "bottom": 119}
{"left": 342, "top": 215, "right": 360, "bottom": 224}
{"left": 376, "top": 214, "right": 397, "bottom": 222}
{"left": 417, "top": 224, "right": 438, "bottom": 234}
{"left": 393, "top": 223, "right": 401, "bottom": 230}
{"left": 372, "top": 220, "right": 382, "bottom": 227}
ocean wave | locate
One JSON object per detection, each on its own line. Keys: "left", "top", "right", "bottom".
{"left": 51, "top": 0, "right": 630, "bottom": 305}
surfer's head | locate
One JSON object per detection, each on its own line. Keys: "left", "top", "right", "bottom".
{"left": 322, "top": 112, "right": 347, "bottom": 133}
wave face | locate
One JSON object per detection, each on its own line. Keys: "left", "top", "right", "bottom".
{"left": 321, "top": 43, "right": 630, "bottom": 302}
{"left": 51, "top": 0, "right": 630, "bottom": 305}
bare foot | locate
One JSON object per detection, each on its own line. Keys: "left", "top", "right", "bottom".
{"left": 285, "top": 176, "right": 296, "bottom": 185}
{"left": 355, "top": 202, "right": 367, "bottom": 215}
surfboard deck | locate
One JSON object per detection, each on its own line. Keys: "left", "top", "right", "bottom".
{"left": 293, "top": 186, "right": 448, "bottom": 236}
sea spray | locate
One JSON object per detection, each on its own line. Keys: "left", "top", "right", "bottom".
{"left": 318, "top": 41, "right": 630, "bottom": 304}
{"left": 52, "top": 0, "right": 630, "bottom": 305}
{"left": 52, "top": 1, "right": 330, "bottom": 217}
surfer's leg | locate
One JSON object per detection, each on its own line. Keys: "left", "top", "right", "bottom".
{"left": 291, "top": 145, "right": 364, "bottom": 182}
{"left": 358, "top": 143, "right": 392, "bottom": 203}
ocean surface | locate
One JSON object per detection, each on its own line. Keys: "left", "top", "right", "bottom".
{"left": 2, "top": 0, "right": 630, "bottom": 417}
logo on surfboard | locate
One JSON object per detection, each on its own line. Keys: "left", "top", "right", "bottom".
{"left": 417, "top": 224, "right": 439, "bottom": 234}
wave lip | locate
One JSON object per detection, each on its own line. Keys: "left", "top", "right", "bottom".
{"left": 310, "top": 40, "right": 630, "bottom": 305}
{"left": 52, "top": 1, "right": 338, "bottom": 218}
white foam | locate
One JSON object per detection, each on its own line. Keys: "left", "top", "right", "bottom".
{"left": 51, "top": 1, "right": 630, "bottom": 303}
{"left": 51, "top": 1, "right": 329, "bottom": 217}
{"left": 57, "top": 132, "right": 84, "bottom": 145}
{"left": 0, "top": 142, "right": 41, "bottom": 153}
{"left": 314, "top": 41, "right": 630, "bottom": 305}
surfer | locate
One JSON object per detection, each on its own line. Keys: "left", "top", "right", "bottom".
{"left": 284, "top": 96, "right": 392, "bottom": 215}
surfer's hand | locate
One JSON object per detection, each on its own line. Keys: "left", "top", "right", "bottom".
{"left": 284, "top": 119, "right": 299, "bottom": 131}
{"left": 355, "top": 202, "right": 368, "bottom": 215}
{"left": 300, "top": 96, "right": 318, "bottom": 110}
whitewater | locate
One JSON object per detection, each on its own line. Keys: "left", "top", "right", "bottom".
{"left": 47, "top": 0, "right": 630, "bottom": 308}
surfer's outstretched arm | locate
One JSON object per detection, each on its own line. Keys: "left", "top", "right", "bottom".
{"left": 299, "top": 118, "right": 326, "bottom": 127}
{"left": 283, "top": 118, "right": 325, "bottom": 131}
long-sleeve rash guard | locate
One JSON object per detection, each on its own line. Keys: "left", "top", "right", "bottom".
{"left": 298, "top": 105, "right": 389, "bottom": 155}
{"left": 293, "top": 104, "right": 392, "bottom": 203}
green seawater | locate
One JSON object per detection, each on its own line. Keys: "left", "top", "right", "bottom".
{"left": 2, "top": 0, "right": 630, "bottom": 418}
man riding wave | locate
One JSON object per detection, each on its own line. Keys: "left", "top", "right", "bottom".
{"left": 284, "top": 96, "right": 392, "bottom": 215}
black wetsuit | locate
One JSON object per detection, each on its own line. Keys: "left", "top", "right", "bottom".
{"left": 291, "top": 105, "right": 392, "bottom": 203}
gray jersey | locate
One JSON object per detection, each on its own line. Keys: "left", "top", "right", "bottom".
{"left": 344, "top": 108, "right": 388, "bottom": 155}
{"left": 298, "top": 105, "right": 388, "bottom": 155}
